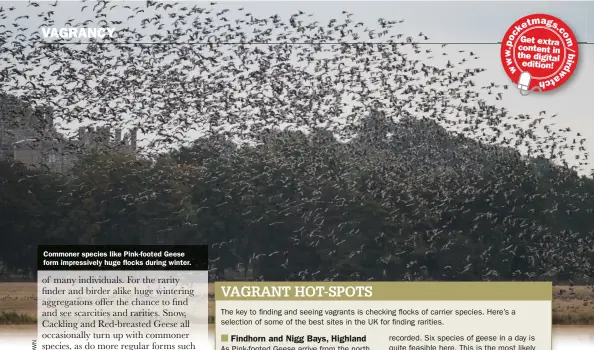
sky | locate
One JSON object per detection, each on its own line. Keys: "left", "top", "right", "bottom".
{"left": 1, "top": 1, "right": 593, "bottom": 173}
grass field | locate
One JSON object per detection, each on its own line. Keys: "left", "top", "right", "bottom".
{"left": 0, "top": 282, "right": 593, "bottom": 325}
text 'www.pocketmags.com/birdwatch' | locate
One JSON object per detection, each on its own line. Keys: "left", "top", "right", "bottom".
{"left": 500, "top": 13, "right": 579, "bottom": 95}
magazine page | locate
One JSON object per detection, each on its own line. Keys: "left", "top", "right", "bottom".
{"left": 0, "top": 1, "right": 593, "bottom": 349}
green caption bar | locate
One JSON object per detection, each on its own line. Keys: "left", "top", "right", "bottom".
{"left": 215, "top": 281, "right": 552, "bottom": 301}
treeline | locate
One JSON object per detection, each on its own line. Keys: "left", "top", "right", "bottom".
{"left": 1, "top": 116, "right": 593, "bottom": 283}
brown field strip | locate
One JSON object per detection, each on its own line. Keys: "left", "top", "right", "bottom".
{"left": 0, "top": 282, "right": 592, "bottom": 325}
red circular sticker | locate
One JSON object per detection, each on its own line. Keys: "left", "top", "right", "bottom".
{"left": 500, "top": 14, "right": 579, "bottom": 92}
